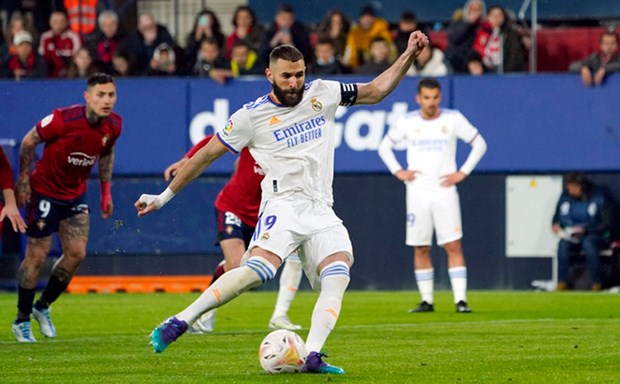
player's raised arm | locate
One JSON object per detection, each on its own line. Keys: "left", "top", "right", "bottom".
{"left": 355, "top": 31, "right": 429, "bottom": 105}
{"left": 135, "top": 136, "right": 229, "bottom": 216}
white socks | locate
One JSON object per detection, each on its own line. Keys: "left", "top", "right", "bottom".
{"left": 415, "top": 268, "right": 434, "bottom": 304}
{"left": 305, "top": 261, "right": 350, "bottom": 353}
{"left": 449, "top": 266, "right": 467, "bottom": 304}
{"left": 176, "top": 256, "right": 276, "bottom": 324}
{"left": 271, "top": 255, "right": 302, "bottom": 319}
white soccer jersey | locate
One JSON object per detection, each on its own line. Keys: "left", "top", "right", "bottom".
{"left": 379, "top": 108, "right": 479, "bottom": 187}
{"left": 217, "top": 79, "right": 355, "bottom": 206}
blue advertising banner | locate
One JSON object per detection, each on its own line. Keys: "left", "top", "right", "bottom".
{"left": 1, "top": 75, "right": 619, "bottom": 174}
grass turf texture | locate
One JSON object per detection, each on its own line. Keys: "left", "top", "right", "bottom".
{"left": 0, "top": 291, "right": 618, "bottom": 383}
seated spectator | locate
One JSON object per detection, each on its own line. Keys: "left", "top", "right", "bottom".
{"left": 1, "top": 31, "right": 46, "bottom": 79}
{"left": 111, "top": 50, "right": 135, "bottom": 77}
{"left": 259, "top": 4, "right": 310, "bottom": 64}
{"left": 552, "top": 172, "right": 611, "bottom": 291}
{"left": 192, "top": 37, "right": 230, "bottom": 81}
{"left": 225, "top": 6, "right": 265, "bottom": 60}
{"left": 355, "top": 37, "right": 392, "bottom": 75}
{"left": 66, "top": 46, "right": 99, "bottom": 78}
{"left": 228, "top": 39, "right": 262, "bottom": 76}
{"left": 343, "top": 5, "right": 395, "bottom": 69}
{"left": 39, "top": 10, "right": 81, "bottom": 77}
{"left": 315, "top": 9, "right": 351, "bottom": 59}
{"left": 87, "top": 10, "right": 127, "bottom": 73}
{"left": 126, "top": 13, "right": 176, "bottom": 74}
{"left": 146, "top": 43, "right": 177, "bottom": 76}
{"left": 473, "top": 5, "right": 524, "bottom": 73}
{"left": 308, "top": 36, "right": 347, "bottom": 75}
{"left": 185, "top": 9, "right": 225, "bottom": 69}
{"left": 407, "top": 43, "right": 450, "bottom": 77}
{"left": 569, "top": 30, "right": 620, "bottom": 87}
{"left": 445, "top": 0, "right": 486, "bottom": 73}
{"left": 393, "top": 10, "right": 418, "bottom": 55}
{"left": 1, "top": 12, "right": 36, "bottom": 65}
{"left": 466, "top": 51, "right": 486, "bottom": 75}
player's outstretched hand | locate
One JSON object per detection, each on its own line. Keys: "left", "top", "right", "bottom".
{"left": 135, "top": 194, "right": 162, "bottom": 217}
{"left": 407, "top": 30, "right": 429, "bottom": 55}
{"left": 163, "top": 158, "right": 188, "bottom": 181}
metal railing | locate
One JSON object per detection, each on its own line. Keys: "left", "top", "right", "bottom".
{"left": 518, "top": 0, "right": 538, "bottom": 73}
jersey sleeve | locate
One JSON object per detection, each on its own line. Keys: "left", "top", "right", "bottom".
{"left": 216, "top": 108, "right": 253, "bottom": 154}
{"left": 320, "top": 79, "right": 358, "bottom": 107}
{"left": 36, "top": 110, "right": 65, "bottom": 142}
{"left": 378, "top": 119, "right": 407, "bottom": 174}
{"left": 453, "top": 111, "right": 479, "bottom": 143}
{"left": 0, "top": 147, "right": 14, "bottom": 190}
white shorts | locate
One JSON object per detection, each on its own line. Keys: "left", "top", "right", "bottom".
{"left": 245, "top": 197, "right": 354, "bottom": 289}
{"left": 405, "top": 184, "right": 463, "bottom": 246}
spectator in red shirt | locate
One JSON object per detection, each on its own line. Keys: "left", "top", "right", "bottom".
{"left": 39, "top": 11, "right": 81, "bottom": 77}
{"left": 0, "top": 147, "right": 26, "bottom": 233}
{"left": 1, "top": 31, "right": 47, "bottom": 80}
{"left": 473, "top": 5, "right": 524, "bottom": 73}
{"left": 12, "top": 73, "right": 122, "bottom": 343}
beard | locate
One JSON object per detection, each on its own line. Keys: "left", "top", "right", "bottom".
{"left": 271, "top": 81, "right": 304, "bottom": 107}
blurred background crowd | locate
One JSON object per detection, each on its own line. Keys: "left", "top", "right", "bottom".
{"left": 0, "top": 0, "right": 618, "bottom": 83}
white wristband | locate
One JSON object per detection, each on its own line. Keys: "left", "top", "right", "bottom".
{"left": 158, "top": 187, "right": 175, "bottom": 207}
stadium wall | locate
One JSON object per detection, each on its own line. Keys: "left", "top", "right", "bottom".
{"left": 1, "top": 75, "right": 619, "bottom": 290}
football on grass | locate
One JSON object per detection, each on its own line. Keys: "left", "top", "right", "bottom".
{"left": 258, "top": 329, "right": 307, "bottom": 373}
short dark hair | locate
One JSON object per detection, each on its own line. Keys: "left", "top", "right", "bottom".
{"left": 87, "top": 72, "right": 114, "bottom": 87}
{"left": 566, "top": 171, "right": 588, "bottom": 186}
{"left": 269, "top": 44, "right": 303, "bottom": 65}
{"left": 277, "top": 4, "right": 294, "bottom": 15}
{"left": 417, "top": 77, "right": 441, "bottom": 93}
{"left": 315, "top": 36, "right": 335, "bottom": 48}
{"left": 400, "top": 10, "right": 416, "bottom": 23}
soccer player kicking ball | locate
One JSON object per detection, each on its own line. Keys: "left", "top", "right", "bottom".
{"left": 164, "top": 135, "right": 303, "bottom": 333}
{"left": 378, "top": 78, "right": 487, "bottom": 314}
{"left": 13, "top": 73, "right": 121, "bottom": 342}
{"left": 136, "top": 31, "right": 429, "bottom": 374}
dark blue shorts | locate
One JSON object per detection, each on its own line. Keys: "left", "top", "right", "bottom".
{"left": 215, "top": 208, "right": 255, "bottom": 248}
{"left": 25, "top": 191, "right": 89, "bottom": 238}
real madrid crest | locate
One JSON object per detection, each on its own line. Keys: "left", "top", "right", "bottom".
{"left": 441, "top": 125, "right": 448, "bottom": 134}
{"left": 311, "top": 97, "right": 323, "bottom": 112}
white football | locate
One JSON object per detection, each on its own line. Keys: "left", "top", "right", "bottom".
{"left": 258, "top": 329, "right": 307, "bottom": 374}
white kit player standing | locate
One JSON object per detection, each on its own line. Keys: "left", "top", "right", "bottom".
{"left": 136, "top": 32, "right": 429, "bottom": 374}
{"left": 378, "top": 78, "right": 487, "bottom": 313}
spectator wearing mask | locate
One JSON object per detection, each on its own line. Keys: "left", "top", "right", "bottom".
{"left": 146, "top": 43, "right": 177, "bottom": 76}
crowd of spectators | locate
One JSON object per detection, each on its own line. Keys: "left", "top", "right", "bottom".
{"left": 0, "top": 1, "right": 618, "bottom": 81}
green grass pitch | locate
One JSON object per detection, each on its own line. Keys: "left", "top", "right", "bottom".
{"left": 0, "top": 290, "right": 618, "bottom": 383}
